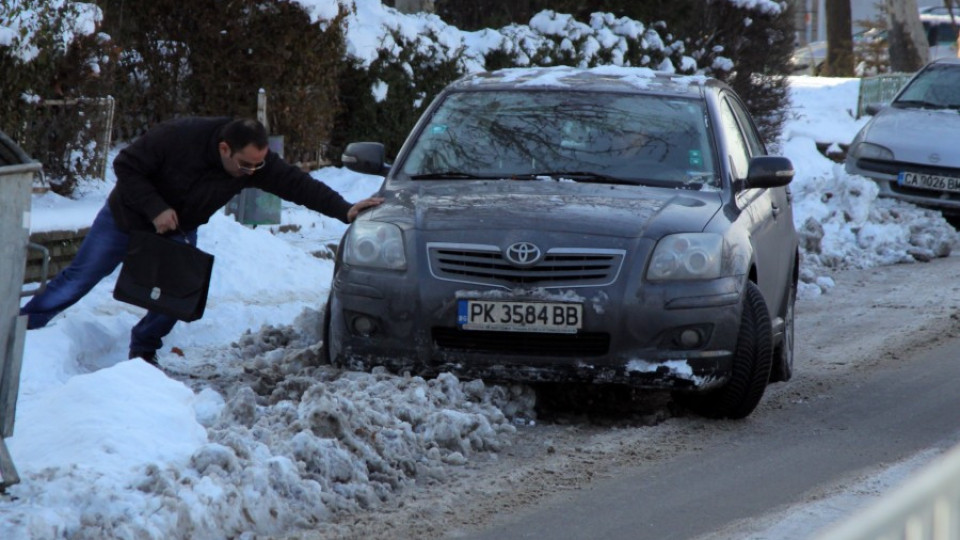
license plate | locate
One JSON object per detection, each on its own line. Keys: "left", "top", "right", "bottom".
{"left": 457, "top": 300, "right": 582, "bottom": 334}
{"left": 898, "top": 171, "right": 960, "bottom": 193}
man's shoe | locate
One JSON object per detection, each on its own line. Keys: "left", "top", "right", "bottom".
{"left": 128, "top": 350, "right": 159, "bottom": 366}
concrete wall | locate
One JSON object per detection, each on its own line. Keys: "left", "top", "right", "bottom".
{"left": 23, "top": 229, "right": 88, "bottom": 284}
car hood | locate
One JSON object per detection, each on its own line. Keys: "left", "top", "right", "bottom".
{"left": 369, "top": 181, "right": 723, "bottom": 238}
{"left": 862, "top": 106, "right": 960, "bottom": 167}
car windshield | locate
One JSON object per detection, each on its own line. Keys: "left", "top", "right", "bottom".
{"left": 895, "top": 63, "right": 960, "bottom": 110}
{"left": 399, "top": 90, "right": 718, "bottom": 189}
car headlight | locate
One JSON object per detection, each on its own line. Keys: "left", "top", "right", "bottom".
{"left": 647, "top": 233, "right": 722, "bottom": 281}
{"left": 343, "top": 221, "right": 407, "bottom": 270}
{"left": 850, "top": 141, "right": 894, "bottom": 161}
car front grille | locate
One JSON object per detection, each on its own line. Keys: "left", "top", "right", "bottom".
{"left": 431, "top": 327, "right": 610, "bottom": 357}
{"left": 427, "top": 243, "right": 625, "bottom": 288}
{"left": 857, "top": 158, "right": 960, "bottom": 178}
{"left": 891, "top": 183, "right": 960, "bottom": 201}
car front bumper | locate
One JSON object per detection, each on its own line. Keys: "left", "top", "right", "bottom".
{"left": 847, "top": 158, "right": 960, "bottom": 213}
{"left": 327, "top": 266, "right": 746, "bottom": 391}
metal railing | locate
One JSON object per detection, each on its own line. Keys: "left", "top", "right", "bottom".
{"left": 816, "top": 443, "right": 960, "bottom": 540}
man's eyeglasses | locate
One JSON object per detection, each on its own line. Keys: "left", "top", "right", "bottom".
{"left": 235, "top": 157, "right": 266, "bottom": 173}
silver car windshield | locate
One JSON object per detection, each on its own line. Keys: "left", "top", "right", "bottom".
{"left": 399, "top": 90, "right": 718, "bottom": 188}
{"left": 896, "top": 63, "right": 960, "bottom": 110}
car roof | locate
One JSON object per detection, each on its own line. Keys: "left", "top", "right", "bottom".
{"left": 928, "top": 57, "right": 960, "bottom": 67}
{"left": 447, "top": 66, "right": 718, "bottom": 98}
{"left": 921, "top": 12, "right": 960, "bottom": 22}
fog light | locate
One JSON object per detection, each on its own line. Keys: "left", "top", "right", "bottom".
{"left": 678, "top": 328, "right": 702, "bottom": 349}
{"left": 352, "top": 315, "right": 378, "bottom": 336}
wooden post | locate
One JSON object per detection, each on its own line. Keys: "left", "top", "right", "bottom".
{"left": 257, "top": 89, "right": 268, "bottom": 133}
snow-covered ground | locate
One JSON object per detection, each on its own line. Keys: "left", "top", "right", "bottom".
{"left": 2, "top": 73, "right": 957, "bottom": 540}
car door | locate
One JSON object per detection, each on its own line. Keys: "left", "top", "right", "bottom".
{"left": 718, "top": 93, "right": 789, "bottom": 311}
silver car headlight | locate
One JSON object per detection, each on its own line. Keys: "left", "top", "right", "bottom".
{"left": 647, "top": 233, "right": 722, "bottom": 281}
{"left": 343, "top": 221, "right": 407, "bottom": 270}
{"left": 850, "top": 141, "right": 894, "bottom": 161}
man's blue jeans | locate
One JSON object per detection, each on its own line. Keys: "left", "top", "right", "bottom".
{"left": 20, "top": 204, "right": 198, "bottom": 356}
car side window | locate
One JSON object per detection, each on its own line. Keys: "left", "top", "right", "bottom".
{"left": 718, "top": 99, "right": 750, "bottom": 180}
{"left": 727, "top": 96, "right": 766, "bottom": 157}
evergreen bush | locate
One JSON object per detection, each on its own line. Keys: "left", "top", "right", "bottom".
{"left": 434, "top": 0, "right": 794, "bottom": 147}
{"left": 688, "top": 0, "right": 795, "bottom": 147}
{"left": 332, "top": 27, "right": 464, "bottom": 163}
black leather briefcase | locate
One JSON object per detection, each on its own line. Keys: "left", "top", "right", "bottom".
{"left": 113, "top": 231, "right": 215, "bottom": 322}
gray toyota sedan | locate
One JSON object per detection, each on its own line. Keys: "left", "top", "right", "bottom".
{"left": 327, "top": 66, "right": 798, "bottom": 419}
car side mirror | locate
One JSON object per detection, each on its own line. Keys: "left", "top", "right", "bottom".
{"left": 864, "top": 103, "right": 883, "bottom": 116}
{"left": 341, "top": 142, "right": 389, "bottom": 176}
{"left": 743, "top": 156, "right": 794, "bottom": 189}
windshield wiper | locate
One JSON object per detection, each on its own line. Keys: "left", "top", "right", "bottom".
{"left": 512, "top": 171, "right": 640, "bottom": 186}
{"left": 895, "top": 99, "right": 945, "bottom": 110}
{"left": 409, "top": 172, "right": 491, "bottom": 180}
{"left": 679, "top": 172, "right": 714, "bottom": 188}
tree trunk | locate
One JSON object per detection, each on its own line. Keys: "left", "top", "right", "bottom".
{"left": 824, "top": 0, "right": 854, "bottom": 76}
{"left": 885, "top": 0, "right": 929, "bottom": 71}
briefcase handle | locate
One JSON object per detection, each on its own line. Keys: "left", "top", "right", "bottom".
{"left": 173, "top": 228, "right": 194, "bottom": 246}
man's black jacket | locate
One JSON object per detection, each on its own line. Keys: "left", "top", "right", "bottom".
{"left": 109, "top": 116, "right": 353, "bottom": 232}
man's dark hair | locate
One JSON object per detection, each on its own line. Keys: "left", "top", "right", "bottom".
{"left": 220, "top": 119, "right": 269, "bottom": 153}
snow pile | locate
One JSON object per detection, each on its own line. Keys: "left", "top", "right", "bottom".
{"left": 152, "top": 316, "right": 535, "bottom": 538}
{"left": 727, "top": 0, "right": 783, "bottom": 16}
{"left": 4, "top": 309, "right": 536, "bottom": 539}
{"left": 299, "top": 0, "right": 696, "bottom": 73}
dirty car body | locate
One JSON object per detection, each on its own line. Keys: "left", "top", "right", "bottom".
{"left": 328, "top": 67, "right": 799, "bottom": 418}
{"left": 846, "top": 58, "right": 960, "bottom": 215}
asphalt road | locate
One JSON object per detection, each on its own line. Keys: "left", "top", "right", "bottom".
{"left": 458, "top": 260, "right": 960, "bottom": 540}
{"left": 316, "top": 257, "right": 960, "bottom": 540}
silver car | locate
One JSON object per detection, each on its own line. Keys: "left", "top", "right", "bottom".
{"left": 328, "top": 67, "right": 798, "bottom": 419}
{"left": 846, "top": 58, "right": 960, "bottom": 214}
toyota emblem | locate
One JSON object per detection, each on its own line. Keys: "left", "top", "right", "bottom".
{"left": 504, "top": 242, "right": 542, "bottom": 267}
{"left": 929, "top": 153, "right": 942, "bottom": 164}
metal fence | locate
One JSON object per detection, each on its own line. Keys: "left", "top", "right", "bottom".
{"left": 35, "top": 97, "right": 115, "bottom": 182}
{"left": 816, "top": 443, "right": 960, "bottom": 540}
{"left": 856, "top": 73, "right": 914, "bottom": 118}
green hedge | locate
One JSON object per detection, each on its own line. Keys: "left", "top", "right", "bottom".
{"left": 98, "top": 0, "right": 347, "bottom": 164}
{"left": 0, "top": 0, "right": 116, "bottom": 194}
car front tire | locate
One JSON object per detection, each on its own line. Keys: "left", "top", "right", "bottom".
{"left": 680, "top": 281, "right": 774, "bottom": 419}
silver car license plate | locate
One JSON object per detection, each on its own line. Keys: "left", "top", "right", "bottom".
{"left": 457, "top": 300, "right": 582, "bottom": 333}
{"left": 898, "top": 171, "right": 960, "bottom": 193}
